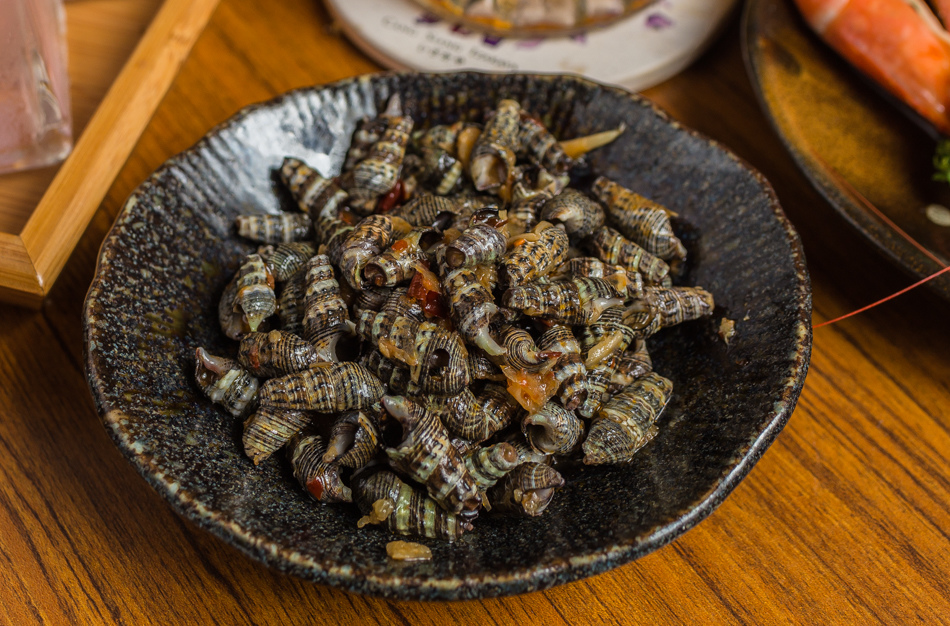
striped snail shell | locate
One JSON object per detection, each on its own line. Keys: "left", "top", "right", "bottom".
{"left": 382, "top": 395, "right": 482, "bottom": 517}
{"left": 463, "top": 442, "right": 520, "bottom": 494}
{"left": 233, "top": 253, "right": 276, "bottom": 333}
{"left": 522, "top": 402, "right": 584, "bottom": 456}
{"left": 353, "top": 469, "right": 472, "bottom": 542}
{"left": 235, "top": 212, "right": 312, "bottom": 244}
{"left": 287, "top": 431, "right": 352, "bottom": 503}
{"left": 488, "top": 462, "right": 564, "bottom": 518}
{"left": 242, "top": 406, "right": 312, "bottom": 465}
{"left": 262, "top": 241, "right": 316, "bottom": 282}
{"left": 238, "top": 330, "right": 321, "bottom": 378}
{"left": 277, "top": 268, "right": 306, "bottom": 336}
{"left": 502, "top": 277, "right": 623, "bottom": 326}
{"left": 535, "top": 323, "right": 588, "bottom": 411}
{"left": 195, "top": 347, "right": 259, "bottom": 419}
{"left": 501, "top": 221, "right": 569, "bottom": 287}
{"left": 257, "top": 362, "right": 385, "bottom": 413}
{"left": 323, "top": 410, "right": 381, "bottom": 470}
{"left": 582, "top": 372, "right": 672, "bottom": 465}
{"left": 607, "top": 341, "right": 653, "bottom": 394}
{"left": 585, "top": 225, "right": 670, "bottom": 285}
{"left": 539, "top": 188, "right": 605, "bottom": 240}
{"left": 591, "top": 176, "right": 687, "bottom": 262}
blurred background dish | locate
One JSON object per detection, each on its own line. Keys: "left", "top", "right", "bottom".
{"left": 410, "top": 0, "right": 657, "bottom": 38}
{"left": 742, "top": 0, "right": 950, "bottom": 300}
{"left": 324, "top": 0, "right": 738, "bottom": 92}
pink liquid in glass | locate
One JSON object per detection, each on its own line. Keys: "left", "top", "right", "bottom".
{"left": 0, "top": 0, "right": 72, "bottom": 174}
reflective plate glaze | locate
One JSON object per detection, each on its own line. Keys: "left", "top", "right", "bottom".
{"left": 84, "top": 72, "right": 811, "bottom": 600}
{"left": 743, "top": 0, "right": 950, "bottom": 300}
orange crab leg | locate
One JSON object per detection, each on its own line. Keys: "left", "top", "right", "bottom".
{"left": 794, "top": 0, "right": 950, "bottom": 134}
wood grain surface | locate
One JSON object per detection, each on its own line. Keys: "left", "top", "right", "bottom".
{"left": 2, "top": 0, "right": 949, "bottom": 623}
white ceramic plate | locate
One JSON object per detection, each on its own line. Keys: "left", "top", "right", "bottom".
{"left": 325, "top": 0, "right": 738, "bottom": 91}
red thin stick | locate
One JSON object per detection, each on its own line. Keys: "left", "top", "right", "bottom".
{"left": 813, "top": 153, "right": 946, "bottom": 265}
{"left": 813, "top": 264, "right": 950, "bottom": 329}
{"left": 806, "top": 152, "right": 950, "bottom": 328}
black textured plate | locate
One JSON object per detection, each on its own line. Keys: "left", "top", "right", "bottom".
{"left": 742, "top": 0, "right": 950, "bottom": 300}
{"left": 83, "top": 72, "right": 811, "bottom": 600}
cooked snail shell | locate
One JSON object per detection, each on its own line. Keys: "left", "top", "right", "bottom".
{"left": 324, "top": 410, "right": 381, "bottom": 469}
{"left": 488, "top": 462, "right": 564, "bottom": 518}
{"left": 276, "top": 269, "right": 306, "bottom": 336}
{"left": 353, "top": 285, "right": 394, "bottom": 316}
{"left": 344, "top": 115, "right": 389, "bottom": 172}
{"left": 233, "top": 253, "right": 276, "bottom": 333}
{"left": 623, "top": 286, "right": 715, "bottom": 338}
{"left": 582, "top": 372, "right": 672, "bottom": 465}
{"left": 218, "top": 273, "right": 246, "bottom": 340}
{"left": 474, "top": 382, "right": 524, "bottom": 441}
{"left": 280, "top": 157, "right": 348, "bottom": 221}
{"left": 262, "top": 241, "right": 316, "bottom": 282}
{"left": 361, "top": 348, "right": 413, "bottom": 395}
{"left": 242, "top": 406, "right": 312, "bottom": 465}
{"left": 585, "top": 225, "right": 669, "bottom": 285}
{"left": 463, "top": 442, "right": 519, "bottom": 494}
{"left": 468, "top": 348, "right": 505, "bottom": 381}
{"left": 257, "top": 362, "right": 385, "bottom": 413}
{"left": 502, "top": 277, "right": 623, "bottom": 326}
{"left": 195, "top": 347, "right": 259, "bottom": 418}
{"left": 355, "top": 309, "right": 471, "bottom": 396}
{"left": 445, "top": 219, "right": 508, "bottom": 269}
{"left": 235, "top": 212, "right": 313, "bottom": 244}
{"left": 470, "top": 99, "right": 521, "bottom": 195}
{"left": 443, "top": 266, "right": 504, "bottom": 357}
{"left": 383, "top": 395, "right": 482, "bottom": 516}
{"left": 497, "top": 324, "right": 559, "bottom": 373}
{"left": 578, "top": 306, "right": 637, "bottom": 368}
{"left": 428, "top": 387, "right": 496, "bottom": 443}
{"left": 364, "top": 227, "right": 441, "bottom": 287}
{"left": 535, "top": 324, "right": 588, "bottom": 411}
{"left": 353, "top": 469, "right": 472, "bottom": 541}
{"left": 576, "top": 351, "right": 623, "bottom": 420}
{"left": 501, "top": 221, "right": 570, "bottom": 286}
{"left": 351, "top": 115, "right": 413, "bottom": 195}
{"left": 539, "top": 188, "right": 605, "bottom": 240}
{"left": 517, "top": 114, "right": 573, "bottom": 175}
{"left": 552, "top": 256, "right": 644, "bottom": 302}
{"left": 238, "top": 330, "right": 321, "bottom": 378}
{"left": 591, "top": 176, "right": 686, "bottom": 262}
{"left": 522, "top": 402, "right": 583, "bottom": 455}
{"left": 288, "top": 431, "right": 352, "bottom": 503}
{"left": 608, "top": 340, "right": 653, "bottom": 394}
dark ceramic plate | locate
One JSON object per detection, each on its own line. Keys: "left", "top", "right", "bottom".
{"left": 83, "top": 72, "right": 811, "bottom": 600}
{"left": 742, "top": 0, "right": 950, "bottom": 299}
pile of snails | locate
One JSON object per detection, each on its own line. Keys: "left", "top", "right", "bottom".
{"left": 195, "top": 96, "right": 715, "bottom": 542}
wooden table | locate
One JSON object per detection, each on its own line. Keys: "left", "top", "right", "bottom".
{"left": 3, "top": 0, "right": 950, "bottom": 622}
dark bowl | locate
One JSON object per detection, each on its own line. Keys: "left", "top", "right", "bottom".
{"left": 83, "top": 71, "right": 811, "bottom": 600}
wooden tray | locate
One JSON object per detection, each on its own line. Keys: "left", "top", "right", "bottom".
{"left": 0, "top": 0, "right": 220, "bottom": 308}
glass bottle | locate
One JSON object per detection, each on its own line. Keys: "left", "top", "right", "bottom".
{"left": 0, "top": 0, "right": 72, "bottom": 175}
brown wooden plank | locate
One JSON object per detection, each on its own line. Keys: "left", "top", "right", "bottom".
{"left": 11, "top": 0, "right": 950, "bottom": 622}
